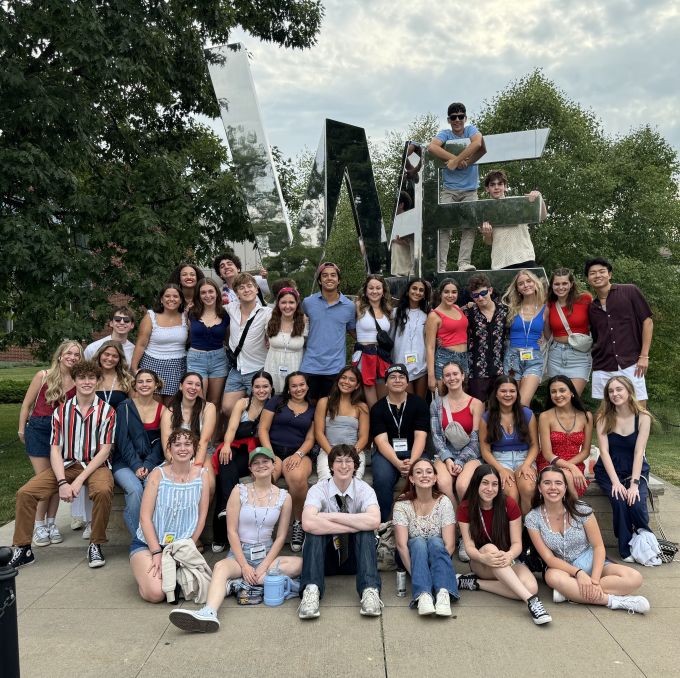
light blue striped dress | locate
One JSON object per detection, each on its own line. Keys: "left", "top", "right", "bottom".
{"left": 136, "top": 465, "right": 204, "bottom": 544}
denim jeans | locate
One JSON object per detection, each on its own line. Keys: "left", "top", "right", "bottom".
{"left": 408, "top": 536, "right": 459, "bottom": 602}
{"left": 372, "top": 450, "right": 411, "bottom": 523}
{"left": 113, "top": 467, "right": 146, "bottom": 537}
{"left": 300, "top": 530, "right": 381, "bottom": 599}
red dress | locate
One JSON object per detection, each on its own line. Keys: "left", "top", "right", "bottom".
{"left": 538, "top": 430, "right": 590, "bottom": 497}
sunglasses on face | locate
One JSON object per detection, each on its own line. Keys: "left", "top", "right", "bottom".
{"left": 113, "top": 316, "right": 131, "bottom": 323}
{"left": 471, "top": 289, "right": 490, "bottom": 299}
{"left": 448, "top": 114, "right": 465, "bottom": 121}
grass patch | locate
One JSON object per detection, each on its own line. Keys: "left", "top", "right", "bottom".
{"left": 0, "top": 404, "right": 33, "bottom": 525}
{"left": 0, "top": 364, "right": 46, "bottom": 381}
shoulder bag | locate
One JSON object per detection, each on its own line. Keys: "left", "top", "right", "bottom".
{"left": 554, "top": 303, "right": 593, "bottom": 353}
{"left": 368, "top": 308, "right": 394, "bottom": 352}
{"left": 226, "top": 309, "right": 262, "bottom": 369}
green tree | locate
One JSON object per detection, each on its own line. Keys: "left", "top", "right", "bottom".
{"left": 0, "top": 0, "right": 323, "bottom": 355}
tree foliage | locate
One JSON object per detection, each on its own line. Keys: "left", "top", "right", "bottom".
{"left": 0, "top": 0, "right": 323, "bottom": 355}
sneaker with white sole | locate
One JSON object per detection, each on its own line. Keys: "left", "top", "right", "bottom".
{"left": 458, "top": 264, "right": 476, "bottom": 272}
{"left": 609, "top": 595, "right": 650, "bottom": 614}
{"left": 290, "top": 520, "right": 305, "bottom": 553}
{"left": 458, "top": 539, "right": 470, "bottom": 563}
{"left": 48, "top": 524, "right": 63, "bottom": 544}
{"left": 33, "top": 525, "right": 51, "bottom": 547}
{"left": 82, "top": 523, "right": 92, "bottom": 540}
{"left": 360, "top": 587, "right": 384, "bottom": 616}
{"left": 298, "top": 584, "right": 321, "bottom": 619}
{"left": 169, "top": 607, "right": 220, "bottom": 632}
{"left": 71, "top": 516, "right": 86, "bottom": 530}
{"left": 211, "top": 543, "right": 226, "bottom": 553}
{"left": 553, "top": 589, "right": 567, "bottom": 604}
{"left": 87, "top": 543, "right": 106, "bottom": 568}
{"left": 456, "top": 573, "right": 480, "bottom": 591}
{"left": 417, "top": 592, "right": 435, "bottom": 616}
{"left": 435, "top": 589, "right": 452, "bottom": 617}
{"left": 622, "top": 555, "right": 635, "bottom": 563}
{"left": 527, "top": 595, "right": 552, "bottom": 625}
{"left": 9, "top": 545, "right": 35, "bottom": 568}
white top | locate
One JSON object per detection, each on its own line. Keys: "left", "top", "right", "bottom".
{"left": 491, "top": 223, "right": 535, "bottom": 270}
{"left": 264, "top": 325, "right": 308, "bottom": 393}
{"left": 226, "top": 304, "right": 273, "bottom": 374}
{"left": 305, "top": 477, "right": 378, "bottom": 515}
{"left": 391, "top": 308, "right": 427, "bottom": 379}
{"left": 84, "top": 335, "right": 135, "bottom": 364}
{"left": 355, "top": 310, "right": 391, "bottom": 343}
{"left": 392, "top": 496, "right": 456, "bottom": 538}
{"left": 145, "top": 310, "right": 188, "bottom": 359}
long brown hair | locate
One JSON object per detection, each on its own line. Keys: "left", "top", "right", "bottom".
{"left": 189, "top": 278, "right": 226, "bottom": 321}
{"left": 548, "top": 267, "right": 586, "bottom": 314}
{"left": 356, "top": 274, "right": 392, "bottom": 318}
{"left": 485, "top": 375, "right": 529, "bottom": 444}
{"left": 326, "top": 366, "right": 366, "bottom": 419}
{"left": 266, "top": 287, "right": 305, "bottom": 338}
{"left": 94, "top": 340, "right": 134, "bottom": 393}
{"left": 399, "top": 458, "right": 442, "bottom": 502}
{"left": 463, "top": 464, "right": 510, "bottom": 551}
{"left": 531, "top": 466, "right": 590, "bottom": 519}
{"left": 169, "top": 372, "right": 206, "bottom": 436}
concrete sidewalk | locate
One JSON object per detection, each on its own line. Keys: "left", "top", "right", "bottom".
{"left": 3, "top": 485, "right": 680, "bottom": 678}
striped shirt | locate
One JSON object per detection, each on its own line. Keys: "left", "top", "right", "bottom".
{"left": 51, "top": 395, "right": 116, "bottom": 466}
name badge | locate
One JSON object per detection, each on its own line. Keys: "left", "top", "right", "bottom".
{"left": 332, "top": 536, "right": 341, "bottom": 552}
{"left": 404, "top": 352, "right": 417, "bottom": 365}
{"left": 393, "top": 438, "right": 408, "bottom": 453}
{"left": 278, "top": 365, "right": 288, "bottom": 375}
{"left": 249, "top": 544, "right": 267, "bottom": 561}
{"left": 162, "top": 532, "right": 176, "bottom": 545}
{"left": 519, "top": 348, "right": 534, "bottom": 361}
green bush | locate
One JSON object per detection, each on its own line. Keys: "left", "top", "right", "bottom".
{"left": 0, "top": 380, "right": 30, "bottom": 404}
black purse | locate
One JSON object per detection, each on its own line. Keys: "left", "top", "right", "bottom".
{"left": 234, "top": 417, "right": 258, "bottom": 440}
{"left": 226, "top": 309, "right": 261, "bottom": 370}
{"left": 369, "top": 308, "right": 394, "bottom": 352}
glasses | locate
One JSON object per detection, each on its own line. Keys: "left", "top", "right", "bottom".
{"left": 471, "top": 289, "right": 490, "bottom": 299}
{"left": 448, "top": 114, "right": 465, "bottom": 121}
{"left": 112, "top": 316, "right": 131, "bottom": 323}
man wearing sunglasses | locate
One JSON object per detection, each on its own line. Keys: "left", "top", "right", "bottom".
{"left": 428, "top": 102, "right": 484, "bottom": 273}
{"left": 480, "top": 169, "right": 547, "bottom": 270}
{"left": 84, "top": 306, "right": 136, "bottom": 363}
{"left": 462, "top": 274, "right": 509, "bottom": 403}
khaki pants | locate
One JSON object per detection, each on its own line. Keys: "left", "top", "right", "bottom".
{"left": 14, "top": 464, "right": 113, "bottom": 546}
{"left": 438, "top": 188, "right": 478, "bottom": 272}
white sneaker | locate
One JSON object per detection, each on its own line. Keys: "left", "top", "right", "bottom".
{"left": 298, "top": 584, "right": 321, "bottom": 619}
{"left": 33, "top": 525, "right": 51, "bottom": 547}
{"left": 458, "top": 264, "right": 476, "bottom": 272}
{"left": 622, "top": 555, "right": 635, "bottom": 563}
{"left": 417, "top": 592, "right": 435, "bottom": 616}
{"left": 609, "top": 595, "right": 650, "bottom": 614}
{"left": 71, "top": 516, "right": 86, "bottom": 530}
{"left": 169, "top": 607, "right": 220, "bottom": 633}
{"left": 553, "top": 589, "right": 567, "bottom": 604}
{"left": 82, "top": 523, "right": 92, "bottom": 540}
{"left": 211, "top": 543, "right": 226, "bottom": 553}
{"left": 360, "top": 587, "right": 384, "bottom": 617}
{"left": 48, "top": 524, "right": 63, "bottom": 544}
{"left": 435, "top": 589, "right": 452, "bottom": 617}
{"left": 458, "top": 539, "right": 470, "bottom": 563}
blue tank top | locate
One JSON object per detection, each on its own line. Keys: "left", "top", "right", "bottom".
{"left": 136, "top": 465, "right": 204, "bottom": 543}
{"left": 483, "top": 407, "right": 534, "bottom": 453}
{"left": 509, "top": 306, "right": 545, "bottom": 350}
{"left": 189, "top": 315, "right": 229, "bottom": 351}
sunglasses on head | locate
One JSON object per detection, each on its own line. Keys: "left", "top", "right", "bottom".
{"left": 471, "top": 289, "right": 490, "bottom": 299}
{"left": 448, "top": 113, "right": 465, "bottom": 121}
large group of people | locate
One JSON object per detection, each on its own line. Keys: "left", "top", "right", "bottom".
{"left": 12, "top": 233, "right": 657, "bottom": 628}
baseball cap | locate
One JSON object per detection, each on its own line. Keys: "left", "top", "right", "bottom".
{"left": 249, "top": 447, "right": 275, "bottom": 464}
{"left": 385, "top": 363, "right": 409, "bottom": 381}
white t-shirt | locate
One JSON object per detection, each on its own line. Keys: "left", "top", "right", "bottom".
{"left": 84, "top": 335, "right": 135, "bottom": 364}
{"left": 490, "top": 223, "right": 535, "bottom": 270}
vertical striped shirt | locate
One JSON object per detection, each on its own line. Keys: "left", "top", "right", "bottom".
{"left": 51, "top": 395, "right": 116, "bottom": 465}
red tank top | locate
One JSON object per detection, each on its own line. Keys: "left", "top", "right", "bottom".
{"left": 441, "top": 396, "right": 474, "bottom": 434}
{"left": 434, "top": 308, "right": 468, "bottom": 346}
{"left": 31, "top": 380, "right": 77, "bottom": 418}
{"left": 143, "top": 402, "right": 165, "bottom": 430}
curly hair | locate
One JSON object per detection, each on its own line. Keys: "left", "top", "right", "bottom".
{"left": 166, "top": 428, "right": 199, "bottom": 457}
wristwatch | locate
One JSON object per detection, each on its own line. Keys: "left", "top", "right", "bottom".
{"left": 296, "top": 451, "right": 305, "bottom": 459}
{"left": 632, "top": 478, "right": 640, "bottom": 485}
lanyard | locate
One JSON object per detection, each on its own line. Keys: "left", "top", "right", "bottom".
{"left": 387, "top": 398, "right": 406, "bottom": 438}
{"left": 479, "top": 507, "right": 493, "bottom": 543}
{"left": 102, "top": 377, "right": 117, "bottom": 406}
{"left": 521, "top": 306, "right": 538, "bottom": 348}
{"left": 250, "top": 486, "right": 274, "bottom": 544}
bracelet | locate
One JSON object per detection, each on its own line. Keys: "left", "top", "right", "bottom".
{"left": 151, "top": 549, "right": 162, "bottom": 556}
{"left": 574, "top": 568, "right": 583, "bottom": 578}
{"left": 639, "top": 355, "right": 649, "bottom": 359}
{"left": 57, "top": 479, "right": 68, "bottom": 487}
{"left": 296, "top": 451, "right": 305, "bottom": 459}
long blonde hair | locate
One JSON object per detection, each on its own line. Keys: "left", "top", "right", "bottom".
{"left": 502, "top": 269, "right": 546, "bottom": 325}
{"left": 94, "top": 340, "right": 134, "bottom": 393}
{"left": 596, "top": 376, "right": 653, "bottom": 434}
{"left": 45, "top": 340, "right": 83, "bottom": 404}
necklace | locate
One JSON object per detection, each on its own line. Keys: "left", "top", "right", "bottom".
{"left": 555, "top": 410, "right": 577, "bottom": 433}
{"left": 171, "top": 465, "right": 190, "bottom": 484}
{"left": 288, "top": 400, "right": 308, "bottom": 417}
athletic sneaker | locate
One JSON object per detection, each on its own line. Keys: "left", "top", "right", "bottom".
{"left": 360, "top": 587, "right": 384, "bottom": 616}
{"left": 82, "top": 523, "right": 92, "bottom": 540}
{"left": 71, "top": 516, "right": 86, "bottom": 530}
{"left": 609, "top": 595, "right": 650, "bottom": 614}
{"left": 527, "top": 595, "right": 552, "bottom": 625}
{"left": 48, "top": 524, "right": 63, "bottom": 544}
{"left": 435, "top": 589, "right": 452, "bottom": 617}
{"left": 290, "top": 520, "right": 305, "bottom": 553}
{"left": 87, "top": 543, "right": 106, "bottom": 568}
{"left": 417, "top": 592, "right": 435, "bottom": 616}
{"left": 553, "top": 589, "right": 567, "bottom": 604}
{"left": 211, "top": 543, "right": 226, "bottom": 553}
{"left": 456, "top": 573, "right": 480, "bottom": 591}
{"left": 622, "top": 555, "right": 635, "bottom": 563}
{"left": 9, "top": 545, "right": 35, "bottom": 568}
{"left": 458, "top": 539, "right": 470, "bottom": 563}
{"left": 32, "top": 525, "right": 51, "bottom": 547}
{"left": 298, "top": 584, "right": 321, "bottom": 619}
{"left": 169, "top": 607, "right": 220, "bottom": 633}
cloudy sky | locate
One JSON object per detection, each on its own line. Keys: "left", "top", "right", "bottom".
{"left": 216, "top": 0, "right": 679, "bottom": 161}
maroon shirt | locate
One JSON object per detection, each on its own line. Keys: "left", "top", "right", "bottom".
{"left": 588, "top": 284, "right": 652, "bottom": 371}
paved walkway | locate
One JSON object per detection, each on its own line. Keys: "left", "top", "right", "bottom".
{"left": 2, "top": 484, "right": 680, "bottom": 678}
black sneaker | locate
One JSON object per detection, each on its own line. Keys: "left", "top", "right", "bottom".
{"left": 9, "top": 545, "right": 35, "bottom": 568}
{"left": 290, "top": 520, "right": 305, "bottom": 553}
{"left": 87, "top": 543, "right": 106, "bottom": 568}
{"left": 527, "top": 595, "right": 552, "bottom": 625}
{"left": 456, "top": 573, "right": 480, "bottom": 591}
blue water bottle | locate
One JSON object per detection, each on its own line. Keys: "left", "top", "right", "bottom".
{"left": 264, "top": 559, "right": 290, "bottom": 607}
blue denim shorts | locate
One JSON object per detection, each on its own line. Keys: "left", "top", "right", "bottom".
{"left": 129, "top": 536, "right": 149, "bottom": 558}
{"left": 187, "top": 348, "right": 228, "bottom": 379}
{"left": 227, "top": 541, "right": 272, "bottom": 567}
{"left": 225, "top": 368, "right": 258, "bottom": 394}
{"left": 546, "top": 342, "right": 592, "bottom": 381}
{"left": 24, "top": 415, "right": 52, "bottom": 458}
{"left": 493, "top": 449, "right": 533, "bottom": 472}
{"left": 503, "top": 347, "right": 545, "bottom": 380}
{"left": 434, "top": 346, "right": 469, "bottom": 380}
{"left": 569, "top": 546, "right": 613, "bottom": 574}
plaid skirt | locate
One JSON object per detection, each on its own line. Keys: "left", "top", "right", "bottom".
{"left": 138, "top": 353, "right": 187, "bottom": 395}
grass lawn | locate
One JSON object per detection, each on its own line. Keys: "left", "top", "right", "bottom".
{"left": 0, "top": 363, "right": 46, "bottom": 381}
{"left": 0, "top": 404, "right": 33, "bottom": 525}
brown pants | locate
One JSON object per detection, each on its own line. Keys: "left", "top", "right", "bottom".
{"left": 14, "top": 465, "right": 113, "bottom": 546}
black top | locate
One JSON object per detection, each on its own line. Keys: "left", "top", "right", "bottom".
{"left": 370, "top": 393, "right": 429, "bottom": 450}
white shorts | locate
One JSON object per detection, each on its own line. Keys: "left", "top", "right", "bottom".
{"left": 592, "top": 365, "right": 647, "bottom": 400}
